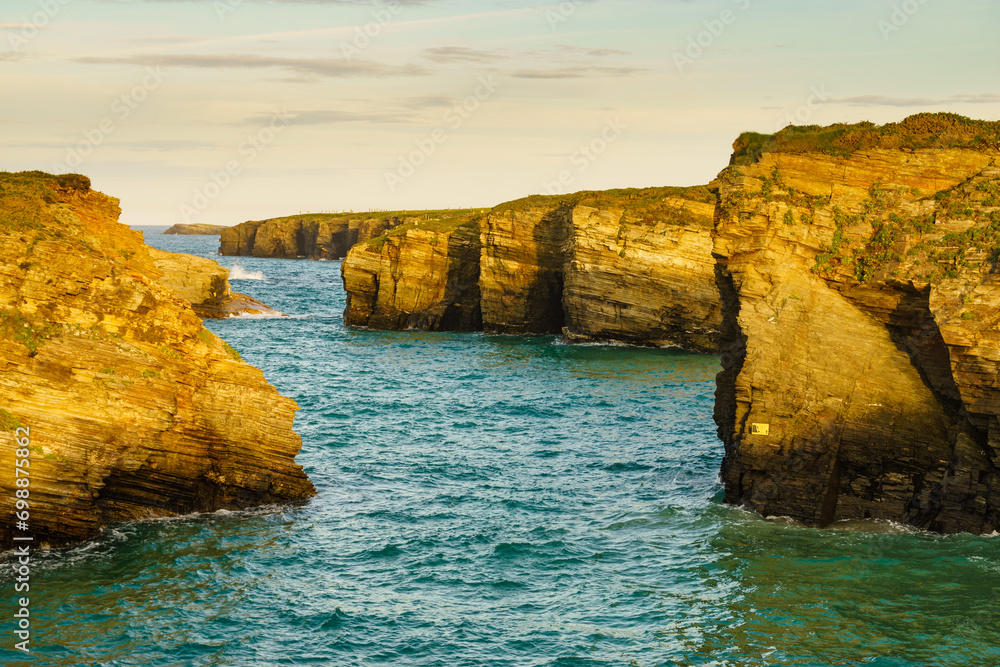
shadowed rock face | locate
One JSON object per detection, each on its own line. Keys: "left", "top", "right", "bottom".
{"left": 342, "top": 218, "right": 482, "bottom": 331}
{"left": 341, "top": 188, "right": 724, "bottom": 352}
{"left": 0, "top": 171, "right": 314, "bottom": 549}
{"left": 713, "top": 114, "right": 1000, "bottom": 534}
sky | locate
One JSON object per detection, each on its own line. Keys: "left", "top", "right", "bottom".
{"left": 1, "top": 0, "right": 998, "bottom": 227}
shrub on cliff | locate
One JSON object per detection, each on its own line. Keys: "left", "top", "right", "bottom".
{"left": 732, "top": 113, "right": 1000, "bottom": 165}
{"left": 56, "top": 173, "right": 92, "bottom": 192}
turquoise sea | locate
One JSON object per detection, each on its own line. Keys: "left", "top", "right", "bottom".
{"left": 3, "top": 229, "right": 999, "bottom": 667}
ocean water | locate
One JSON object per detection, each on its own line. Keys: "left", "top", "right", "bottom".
{"left": 3, "top": 229, "right": 999, "bottom": 667}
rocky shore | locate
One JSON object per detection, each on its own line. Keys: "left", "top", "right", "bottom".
{"left": 0, "top": 172, "right": 314, "bottom": 549}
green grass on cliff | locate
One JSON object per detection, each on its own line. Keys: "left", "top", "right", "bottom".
{"left": 364, "top": 209, "right": 485, "bottom": 251}
{"left": 0, "top": 308, "right": 62, "bottom": 355}
{"left": 493, "top": 186, "right": 716, "bottom": 227}
{"left": 0, "top": 408, "right": 22, "bottom": 432}
{"left": 731, "top": 113, "right": 1000, "bottom": 166}
{"left": 0, "top": 171, "right": 91, "bottom": 232}
{"left": 255, "top": 208, "right": 488, "bottom": 230}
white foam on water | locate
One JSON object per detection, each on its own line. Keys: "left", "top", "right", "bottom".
{"left": 226, "top": 312, "right": 287, "bottom": 320}
{"left": 229, "top": 262, "right": 266, "bottom": 281}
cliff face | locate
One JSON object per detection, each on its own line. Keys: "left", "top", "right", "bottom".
{"left": 342, "top": 213, "right": 482, "bottom": 331}
{"left": 341, "top": 189, "right": 723, "bottom": 352}
{"left": 0, "top": 172, "right": 314, "bottom": 549}
{"left": 560, "top": 191, "right": 722, "bottom": 350}
{"left": 220, "top": 213, "right": 407, "bottom": 260}
{"left": 149, "top": 247, "right": 283, "bottom": 319}
{"left": 713, "top": 114, "right": 1000, "bottom": 533}
{"left": 479, "top": 203, "right": 570, "bottom": 335}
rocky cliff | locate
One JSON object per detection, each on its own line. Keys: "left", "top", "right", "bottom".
{"left": 483, "top": 189, "right": 722, "bottom": 350}
{"left": 341, "top": 188, "right": 723, "bottom": 351}
{"left": 163, "top": 223, "right": 228, "bottom": 235}
{"left": 342, "top": 211, "right": 483, "bottom": 331}
{"left": 713, "top": 113, "right": 1000, "bottom": 534}
{"left": 220, "top": 212, "right": 409, "bottom": 260}
{"left": 149, "top": 247, "right": 283, "bottom": 319}
{"left": 0, "top": 171, "right": 314, "bottom": 549}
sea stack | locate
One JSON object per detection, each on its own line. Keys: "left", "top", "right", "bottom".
{"left": 713, "top": 113, "right": 1000, "bottom": 533}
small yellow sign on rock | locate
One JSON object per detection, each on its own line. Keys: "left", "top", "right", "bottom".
{"left": 751, "top": 423, "right": 770, "bottom": 436}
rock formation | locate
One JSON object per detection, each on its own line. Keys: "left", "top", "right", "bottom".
{"left": 219, "top": 212, "right": 409, "bottom": 260}
{"left": 341, "top": 188, "right": 723, "bottom": 352}
{"left": 713, "top": 113, "right": 1000, "bottom": 534}
{"left": 149, "top": 247, "right": 283, "bottom": 319}
{"left": 163, "top": 223, "right": 228, "bottom": 235}
{"left": 0, "top": 171, "right": 314, "bottom": 549}
{"left": 342, "top": 212, "right": 483, "bottom": 331}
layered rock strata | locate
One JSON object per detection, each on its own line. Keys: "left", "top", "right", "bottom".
{"left": 0, "top": 171, "right": 314, "bottom": 549}
{"left": 220, "top": 213, "right": 409, "bottom": 260}
{"left": 342, "top": 213, "right": 482, "bottom": 331}
{"left": 341, "top": 188, "right": 724, "bottom": 352}
{"left": 713, "top": 113, "right": 1000, "bottom": 534}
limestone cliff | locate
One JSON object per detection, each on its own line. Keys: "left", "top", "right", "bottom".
{"left": 0, "top": 171, "right": 314, "bottom": 549}
{"left": 150, "top": 247, "right": 283, "bottom": 319}
{"left": 342, "top": 211, "right": 483, "bottom": 331}
{"left": 163, "top": 223, "right": 228, "bottom": 236}
{"left": 713, "top": 113, "right": 1000, "bottom": 534}
{"left": 220, "top": 212, "right": 408, "bottom": 260}
{"left": 340, "top": 188, "right": 723, "bottom": 352}
{"left": 483, "top": 188, "right": 722, "bottom": 349}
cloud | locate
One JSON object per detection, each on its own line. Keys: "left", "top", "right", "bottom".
{"left": 419, "top": 41, "right": 639, "bottom": 79}
{"left": 513, "top": 65, "right": 643, "bottom": 79}
{"left": 422, "top": 47, "right": 500, "bottom": 64}
{"left": 74, "top": 53, "right": 430, "bottom": 78}
{"left": 831, "top": 94, "right": 1000, "bottom": 108}
{"left": 249, "top": 94, "right": 456, "bottom": 126}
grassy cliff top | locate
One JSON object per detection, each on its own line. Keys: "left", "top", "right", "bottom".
{"left": 731, "top": 113, "right": 1000, "bottom": 166}
{"left": 0, "top": 171, "right": 94, "bottom": 232}
{"left": 246, "top": 208, "right": 488, "bottom": 228}
{"left": 493, "top": 185, "right": 714, "bottom": 215}
{"left": 363, "top": 209, "right": 486, "bottom": 250}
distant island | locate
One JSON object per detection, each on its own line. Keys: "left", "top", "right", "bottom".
{"left": 164, "top": 223, "right": 229, "bottom": 235}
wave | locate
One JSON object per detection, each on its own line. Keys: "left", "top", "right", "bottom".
{"left": 229, "top": 262, "right": 265, "bottom": 281}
